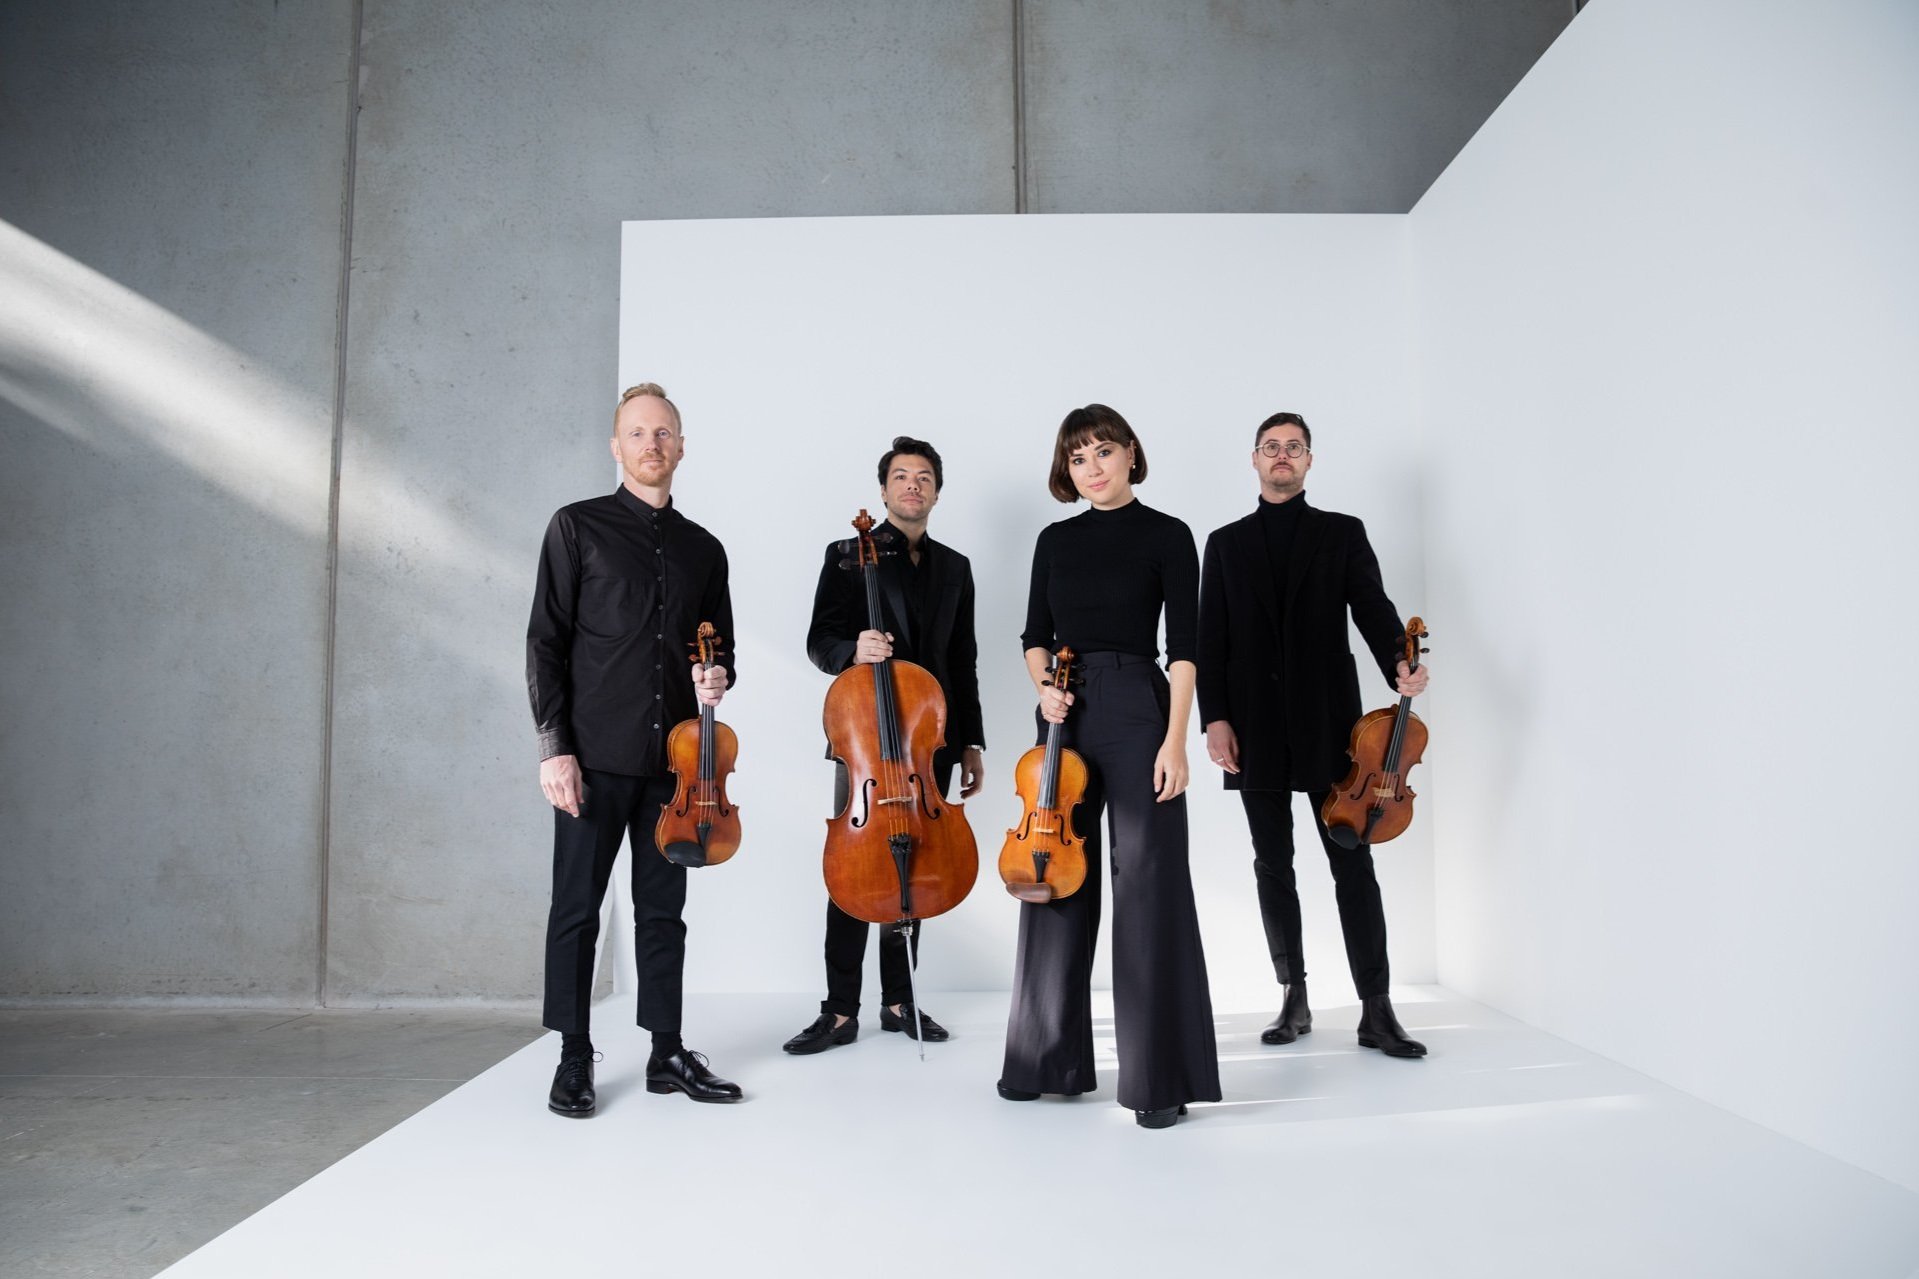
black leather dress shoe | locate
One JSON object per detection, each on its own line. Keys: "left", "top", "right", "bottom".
{"left": 1261, "top": 980, "right": 1313, "bottom": 1045}
{"left": 548, "top": 1055, "right": 596, "bottom": 1118}
{"left": 1357, "top": 993, "right": 1428, "bottom": 1058}
{"left": 1134, "top": 1104, "right": 1188, "bottom": 1129}
{"left": 996, "top": 1080, "right": 1040, "bottom": 1101}
{"left": 782, "top": 1013, "right": 857, "bottom": 1055}
{"left": 879, "top": 1004, "right": 949, "bottom": 1041}
{"left": 646, "top": 1048, "right": 743, "bottom": 1102}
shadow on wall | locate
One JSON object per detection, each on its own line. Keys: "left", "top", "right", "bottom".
{"left": 0, "top": 219, "right": 524, "bottom": 675}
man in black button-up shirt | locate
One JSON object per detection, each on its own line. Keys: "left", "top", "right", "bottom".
{"left": 781, "top": 436, "right": 987, "bottom": 1056}
{"left": 526, "top": 382, "right": 742, "bottom": 1115}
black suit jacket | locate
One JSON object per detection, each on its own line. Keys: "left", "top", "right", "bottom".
{"left": 1197, "top": 499, "right": 1404, "bottom": 792}
{"left": 806, "top": 524, "right": 985, "bottom": 781}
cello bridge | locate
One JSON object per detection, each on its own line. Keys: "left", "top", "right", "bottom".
{"left": 875, "top": 796, "right": 912, "bottom": 807}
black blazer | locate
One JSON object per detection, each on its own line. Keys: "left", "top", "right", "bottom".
{"left": 806, "top": 524, "right": 986, "bottom": 780}
{"left": 1197, "top": 500, "right": 1404, "bottom": 792}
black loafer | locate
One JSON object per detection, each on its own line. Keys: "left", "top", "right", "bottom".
{"left": 996, "top": 1080, "right": 1040, "bottom": 1101}
{"left": 879, "top": 1004, "right": 949, "bottom": 1041}
{"left": 782, "top": 1013, "right": 857, "bottom": 1055}
{"left": 645, "top": 1049, "right": 743, "bottom": 1102}
{"left": 1134, "top": 1104, "right": 1188, "bottom": 1129}
{"left": 547, "top": 1055, "right": 596, "bottom": 1118}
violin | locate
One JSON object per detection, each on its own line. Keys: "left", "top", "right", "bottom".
{"left": 655, "top": 622, "right": 741, "bottom": 868}
{"left": 1322, "top": 617, "right": 1430, "bottom": 850}
{"left": 998, "top": 647, "right": 1089, "bottom": 903}
{"left": 821, "top": 511, "right": 978, "bottom": 934}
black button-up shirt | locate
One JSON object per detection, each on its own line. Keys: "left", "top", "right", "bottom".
{"left": 526, "top": 488, "right": 736, "bottom": 776}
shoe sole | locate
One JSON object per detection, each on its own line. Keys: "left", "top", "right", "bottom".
{"left": 547, "top": 1103, "right": 595, "bottom": 1118}
{"left": 1356, "top": 1035, "right": 1427, "bottom": 1058}
{"left": 645, "top": 1080, "right": 742, "bottom": 1102}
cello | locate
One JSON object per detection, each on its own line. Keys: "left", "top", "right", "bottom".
{"left": 998, "top": 646, "right": 1089, "bottom": 903}
{"left": 821, "top": 511, "right": 978, "bottom": 1050}
{"left": 1322, "top": 617, "right": 1429, "bottom": 850}
{"left": 656, "top": 621, "right": 741, "bottom": 868}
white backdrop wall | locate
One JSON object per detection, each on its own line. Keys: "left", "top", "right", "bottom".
{"left": 1410, "top": 0, "right": 1919, "bottom": 1193}
{"left": 619, "top": 214, "right": 1432, "bottom": 1011}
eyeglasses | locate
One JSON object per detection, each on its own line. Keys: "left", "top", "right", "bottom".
{"left": 1256, "top": 440, "right": 1310, "bottom": 459}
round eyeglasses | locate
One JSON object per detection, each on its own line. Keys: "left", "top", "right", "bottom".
{"left": 1256, "top": 440, "right": 1310, "bottom": 459}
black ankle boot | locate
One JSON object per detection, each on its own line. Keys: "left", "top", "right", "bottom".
{"left": 1357, "top": 993, "right": 1427, "bottom": 1058}
{"left": 1261, "top": 980, "right": 1313, "bottom": 1045}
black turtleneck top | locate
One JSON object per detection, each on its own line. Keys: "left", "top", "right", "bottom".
{"left": 1258, "top": 492, "right": 1304, "bottom": 622}
{"left": 1020, "top": 499, "right": 1199, "bottom": 666}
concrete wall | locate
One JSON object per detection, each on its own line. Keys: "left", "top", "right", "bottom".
{"left": 1411, "top": 0, "right": 1919, "bottom": 1194}
{"left": 0, "top": 0, "right": 1570, "bottom": 1003}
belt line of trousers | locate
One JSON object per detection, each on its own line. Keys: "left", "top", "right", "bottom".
{"left": 542, "top": 767, "right": 686, "bottom": 1036}
{"left": 999, "top": 653, "right": 1222, "bottom": 1112}
{"left": 1240, "top": 788, "right": 1391, "bottom": 998}
{"left": 819, "top": 760, "right": 951, "bottom": 1016}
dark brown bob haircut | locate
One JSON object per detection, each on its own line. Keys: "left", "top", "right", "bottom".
{"left": 1048, "top": 403, "right": 1146, "bottom": 503}
{"left": 1255, "top": 411, "right": 1311, "bottom": 450}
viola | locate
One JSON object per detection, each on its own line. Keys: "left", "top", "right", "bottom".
{"left": 820, "top": 511, "right": 978, "bottom": 932}
{"left": 998, "top": 646, "right": 1089, "bottom": 903}
{"left": 1322, "top": 617, "right": 1430, "bottom": 850}
{"left": 655, "top": 622, "right": 741, "bottom": 868}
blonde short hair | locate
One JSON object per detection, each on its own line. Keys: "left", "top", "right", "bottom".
{"left": 615, "top": 382, "right": 682, "bottom": 431}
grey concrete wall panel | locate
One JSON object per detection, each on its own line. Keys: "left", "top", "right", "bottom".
{"left": 1021, "top": 0, "right": 1571, "bottom": 213}
{"left": 0, "top": 2, "right": 353, "bottom": 998}
{"left": 323, "top": 1, "right": 1016, "bottom": 1001}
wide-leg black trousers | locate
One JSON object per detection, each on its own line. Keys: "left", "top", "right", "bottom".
{"left": 1240, "top": 788, "right": 1390, "bottom": 998}
{"left": 1000, "top": 653, "right": 1222, "bottom": 1112}
{"left": 542, "top": 768, "right": 687, "bottom": 1036}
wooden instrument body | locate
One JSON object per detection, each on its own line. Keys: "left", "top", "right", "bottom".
{"left": 656, "top": 713, "right": 741, "bottom": 866}
{"left": 1321, "top": 616, "right": 1430, "bottom": 848}
{"left": 997, "top": 743, "right": 1088, "bottom": 902}
{"left": 822, "top": 654, "right": 978, "bottom": 925}
{"left": 1321, "top": 706, "right": 1427, "bottom": 845}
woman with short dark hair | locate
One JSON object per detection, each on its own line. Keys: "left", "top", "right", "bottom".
{"left": 997, "top": 404, "right": 1222, "bottom": 1129}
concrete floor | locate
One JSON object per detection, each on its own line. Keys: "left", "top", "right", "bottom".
{"left": 0, "top": 1008, "right": 539, "bottom": 1279}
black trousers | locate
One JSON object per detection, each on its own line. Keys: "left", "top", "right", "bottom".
{"left": 818, "top": 760, "right": 942, "bottom": 1016}
{"left": 1240, "top": 788, "right": 1390, "bottom": 998}
{"left": 1000, "top": 653, "right": 1222, "bottom": 1112}
{"left": 542, "top": 768, "right": 686, "bottom": 1036}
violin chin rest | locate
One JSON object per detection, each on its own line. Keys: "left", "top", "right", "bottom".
{"left": 1325, "top": 826, "right": 1362, "bottom": 851}
{"left": 662, "top": 841, "right": 709, "bottom": 868}
{"left": 1006, "top": 883, "right": 1056, "bottom": 904}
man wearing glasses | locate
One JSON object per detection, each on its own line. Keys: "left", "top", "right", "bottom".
{"left": 1196, "top": 411, "right": 1432, "bottom": 1059}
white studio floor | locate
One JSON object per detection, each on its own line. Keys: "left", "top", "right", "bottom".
{"left": 156, "top": 988, "right": 1919, "bottom": 1279}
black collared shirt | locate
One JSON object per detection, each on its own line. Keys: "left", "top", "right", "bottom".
{"left": 526, "top": 488, "right": 735, "bottom": 776}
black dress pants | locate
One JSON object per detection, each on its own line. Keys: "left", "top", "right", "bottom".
{"left": 819, "top": 760, "right": 940, "bottom": 1016}
{"left": 1000, "top": 653, "right": 1222, "bottom": 1112}
{"left": 1240, "top": 788, "right": 1390, "bottom": 998}
{"left": 542, "top": 768, "right": 686, "bottom": 1036}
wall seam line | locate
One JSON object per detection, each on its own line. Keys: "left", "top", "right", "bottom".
{"left": 318, "top": 0, "right": 366, "bottom": 1008}
{"left": 1012, "top": 0, "right": 1029, "bottom": 213}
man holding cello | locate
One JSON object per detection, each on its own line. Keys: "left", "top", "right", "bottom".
{"left": 782, "top": 436, "right": 986, "bottom": 1055}
{"left": 1197, "top": 411, "right": 1432, "bottom": 1058}
{"left": 527, "top": 382, "right": 743, "bottom": 1116}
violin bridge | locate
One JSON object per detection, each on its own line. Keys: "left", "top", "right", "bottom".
{"left": 1371, "top": 787, "right": 1396, "bottom": 800}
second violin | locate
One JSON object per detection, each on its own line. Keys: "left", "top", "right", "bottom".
{"left": 998, "top": 647, "right": 1088, "bottom": 902}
